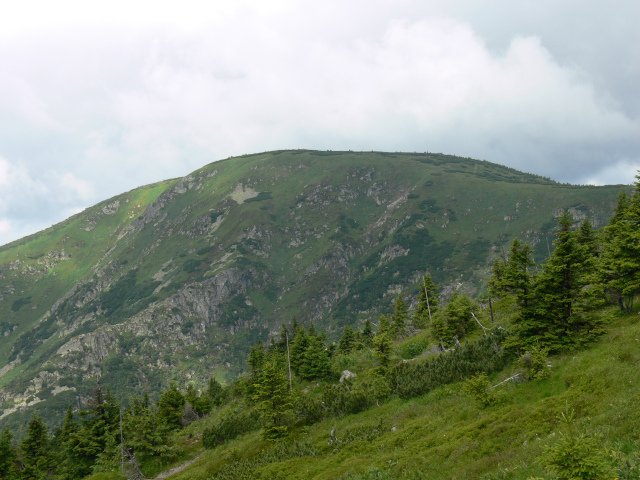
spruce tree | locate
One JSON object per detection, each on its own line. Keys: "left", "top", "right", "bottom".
{"left": 391, "top": 294, "right": 409, "bottom": 338}
{"left": 377, "top": 315, "right": 392, "bottom": 337}
{"left": 300, "top": 335, "right": 331, "bottom": 380}
{"left": 58, "top": 405, "right": 80, "bottom": 480}
{"left": 248, "top": 340, "right": 266, "bottom": 377}
{"left": 414, "top": 274, "right": 439, "bottom": 329}
{"left": 20, "top": 415, "right": 53, "bottom": 480}
{"left": 431, "top": 310, "right": 454, "bottom": 347}
{"left": 157, "top": 383, "right": 186, "bottom": 430}
{"left": 525, "top": 212, "right": 597, "bottom": 350}
{"left": 360, "top": 319, "right": 374, "bottom": 347}
{"left": 443, "top": 292, "right": 477, "bottom": 339}
{"left": 208, "top": 377, "right": 226, "bottom": 407}
{"left": 503, "top": 238, "right": 536, "bottom": 311}
{"left": 488, "top": 258, "right": 507, "bottom": 299}
{"left": 0, "top": 427, "right": 18, "bottom": 480}
{"left": 124, "top": 393, "right": 174, "bottom": 473}
{"left": 67, "top": 383, "right": 121, "bottom": 478}
{"left": 253, "top": 360, "right": 293, "bottom": 440}
{"left": 599, "top": 180, "right": 640, "bottom": 312}
{"left": 338, "top": 325, "right": 356, "bottom": 354}
{"left": 488, "top": 238, "right": 536, "bottom": 315}
{"left": 289, "top": 327, "right": 309, "bottom": 375}
{"left": 373, "top": 333, "right": 393, "bottom": 367}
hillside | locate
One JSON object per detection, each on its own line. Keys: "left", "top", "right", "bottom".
{"left": 0, "top": 150, "right": 625, "bottom": 434}
{"left": 152, "top": 309, "right": 640, "bottom": 480}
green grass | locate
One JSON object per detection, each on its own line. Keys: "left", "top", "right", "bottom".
{"left": 0, "top": 149, "right": 628, "bottom": 437}
{"left": 161, "top": 309, "right": 640, "bottom": 480}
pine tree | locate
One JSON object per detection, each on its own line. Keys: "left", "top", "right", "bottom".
{"left": 338, "top": 325, "right": 356, "bottom": 354}
{"left": 124, "top": 393, "right": 174, "bottom": 473}
{"left": 414, "top": 274, "right": 439, "bottom": 329}
{"left": 157, "top": 383, "right": 186, "bottom": 430}
{"left": 58, "top": 405, "right": 80, "bottom": 480}
{"left": 248, "top": 340, "right": 266, "bottom": 377}
{"left": 0, "top": 427, "right": 18, "bottom": 480}
{"left": 300, "top": 335, "right": 331, "bottom": 380}
{"left": 72, "top": 383, "right": 121, "bottom": 477}
{"left": 431, "top": 310, "right": 454, "bottom": 347}
{"left": 289, "top": 327, "right": 309, "bottom": 375}
{"left": 391, "top": 294, "right": 409, "bottom": 338}
{"left": 599, "top": 180, "right": 640, "bottom": 312}
{"left": 253, "top": 361, "right": 293, "bottom": 440}
{"left": 360, "top": 319, "right": 374, "bottom": 347}
{"left": 373, "top": 333, "right": 393, "bottom": 367}
{"left": 208, "top": 377, "right": 226, "bottom": 407}
{"left": 20, "top": 415, "right": 53, "bottom": 480}
{"left": 525, "top": 212, "right": 598, "bottom": 350}
{"left": 443, "top": 292, "right": 477, "bottom": 339}
{"left": 488, "top": 258, "right": 507, "bottom": 299}
{"left": 488, "top": 238, "right": 536, "bottom": 315}
{"left": 503, "top": 238, "right": 536, "bottom": 311}
{"left": 377, "top": 315, "right": 392, "bottom": 337}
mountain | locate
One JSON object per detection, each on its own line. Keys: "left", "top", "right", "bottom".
{"left": 0, "top": 150, "right": 624, "bottom": 433}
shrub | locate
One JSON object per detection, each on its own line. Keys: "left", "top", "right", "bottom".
{"left": 538, "top": 405, "right": 614, "bottom": 480}
{"left": 392, "top": 330, "right": 511, "bottom": 399}
{"left": 461, "top": 373, "right": 496, "bottom": 408}
{"left": 202, "top": 409, "right": 261, "bottom": 448}
{"left": 518, "top": 344, "right": 551, "bottom": 381}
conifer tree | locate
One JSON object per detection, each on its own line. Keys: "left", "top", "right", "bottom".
{"left": 599, "top": 180, "right": 640, "bottom": 312}
{"left": 58, "top": 405, "right": 80, "bottom": 480}
{"left": 489, "top": 238, "right": 536, "bottom": 313}
{"left": 124, "top": 393, "right": 174, "bottom": 472}
{"left": 69, "top": 383, "right": 120, "bottom": 478}
{"left": 289, "top": 327, "right": 309, "bottom": 375}
{"left": 360, "top": 319, "right": 374, "bottom": 347}
{"left": 488, "top": 258, "right": 507, "bottom": 299}
{"left": 248, "top": 340, "right": 266, "bottom": 377}
{"left": 503, "top": 238, "right": 536, "bottom": 311}
{"left": 443, "top": 292, "right": 477, "bottom": 338}
{"left": 431, "top": 310, "right": 454, "bottom": 347}
{"left": 157, "top": 383, "right": 186, "bottom": 430}
{"left": 290, "top": 316, "right": 300, "bottom": 341}
{"left": 576, "top": 219, "right": 598, "bottom": 260}
{"left": 208, "top": 377, "right": 226, "bottom": 407}
{"left": 300, "top": 335, "right": 331, "bottom": 380}
{"left": 373, "top": 333, "right": 393, "bottom": 367}
{"left": 414, "top": 274, "right": 439, "bottom": 329}
{"left": 20, "top": 415, "right": 53, "bottom": 480}
{"left": 391, "top": 294, "right": 409, "bottom": 338}
{"left": 524, "top": 212, "right": 597, "bottom": 350}
{"left": 377, "top": 315, "right": 392, "bottom": 337}
{"left": 253, "top": 360, "right": 293, "bottom": 440}
{"left": 185, "top": 383, "right": 212, "bottom": 417}
{"left": 0, "top": 427, "right": 18, "bottom": 480}
{"left": 338, "top": 325, "right": 356, "bottom": 354}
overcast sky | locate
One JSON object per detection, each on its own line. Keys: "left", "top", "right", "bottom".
{"left": 1, "top": 0, "right": 639, "bottom": 246}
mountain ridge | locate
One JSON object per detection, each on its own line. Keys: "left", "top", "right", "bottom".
{"left": 0, "top": 150, "right": 626, "bottom": 434}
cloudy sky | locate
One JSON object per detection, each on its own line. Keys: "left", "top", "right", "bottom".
{"left": 1, "top": 0, "right": 639, "bottom": 246}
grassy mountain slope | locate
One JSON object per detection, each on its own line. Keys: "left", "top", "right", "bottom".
{"left": 0, "top": 150, "right": 625, "bottom": 434}
{"left": 157, "top": 309, "right": 640, "bottom": 480}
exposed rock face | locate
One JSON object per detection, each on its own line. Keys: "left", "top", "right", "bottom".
{"left": 0, "top": 150, "right": 624, "bottom": 429}
{"left": 340, "top": 370, "right": 357, "bottom": 382}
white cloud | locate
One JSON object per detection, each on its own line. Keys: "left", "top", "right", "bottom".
{"left": 0, "top": 0, "right": 638, "bottom": 246}
{"left": 0, "top": 219, "right": 11, "bottom": 235}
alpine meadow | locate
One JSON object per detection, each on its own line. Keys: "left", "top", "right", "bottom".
{"left": 1, "top": 150, "right": 639, "bottom": 480}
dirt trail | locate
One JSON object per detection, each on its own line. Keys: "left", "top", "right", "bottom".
{"left": 154, "top": 453, "right": 203, "bottom": 479}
